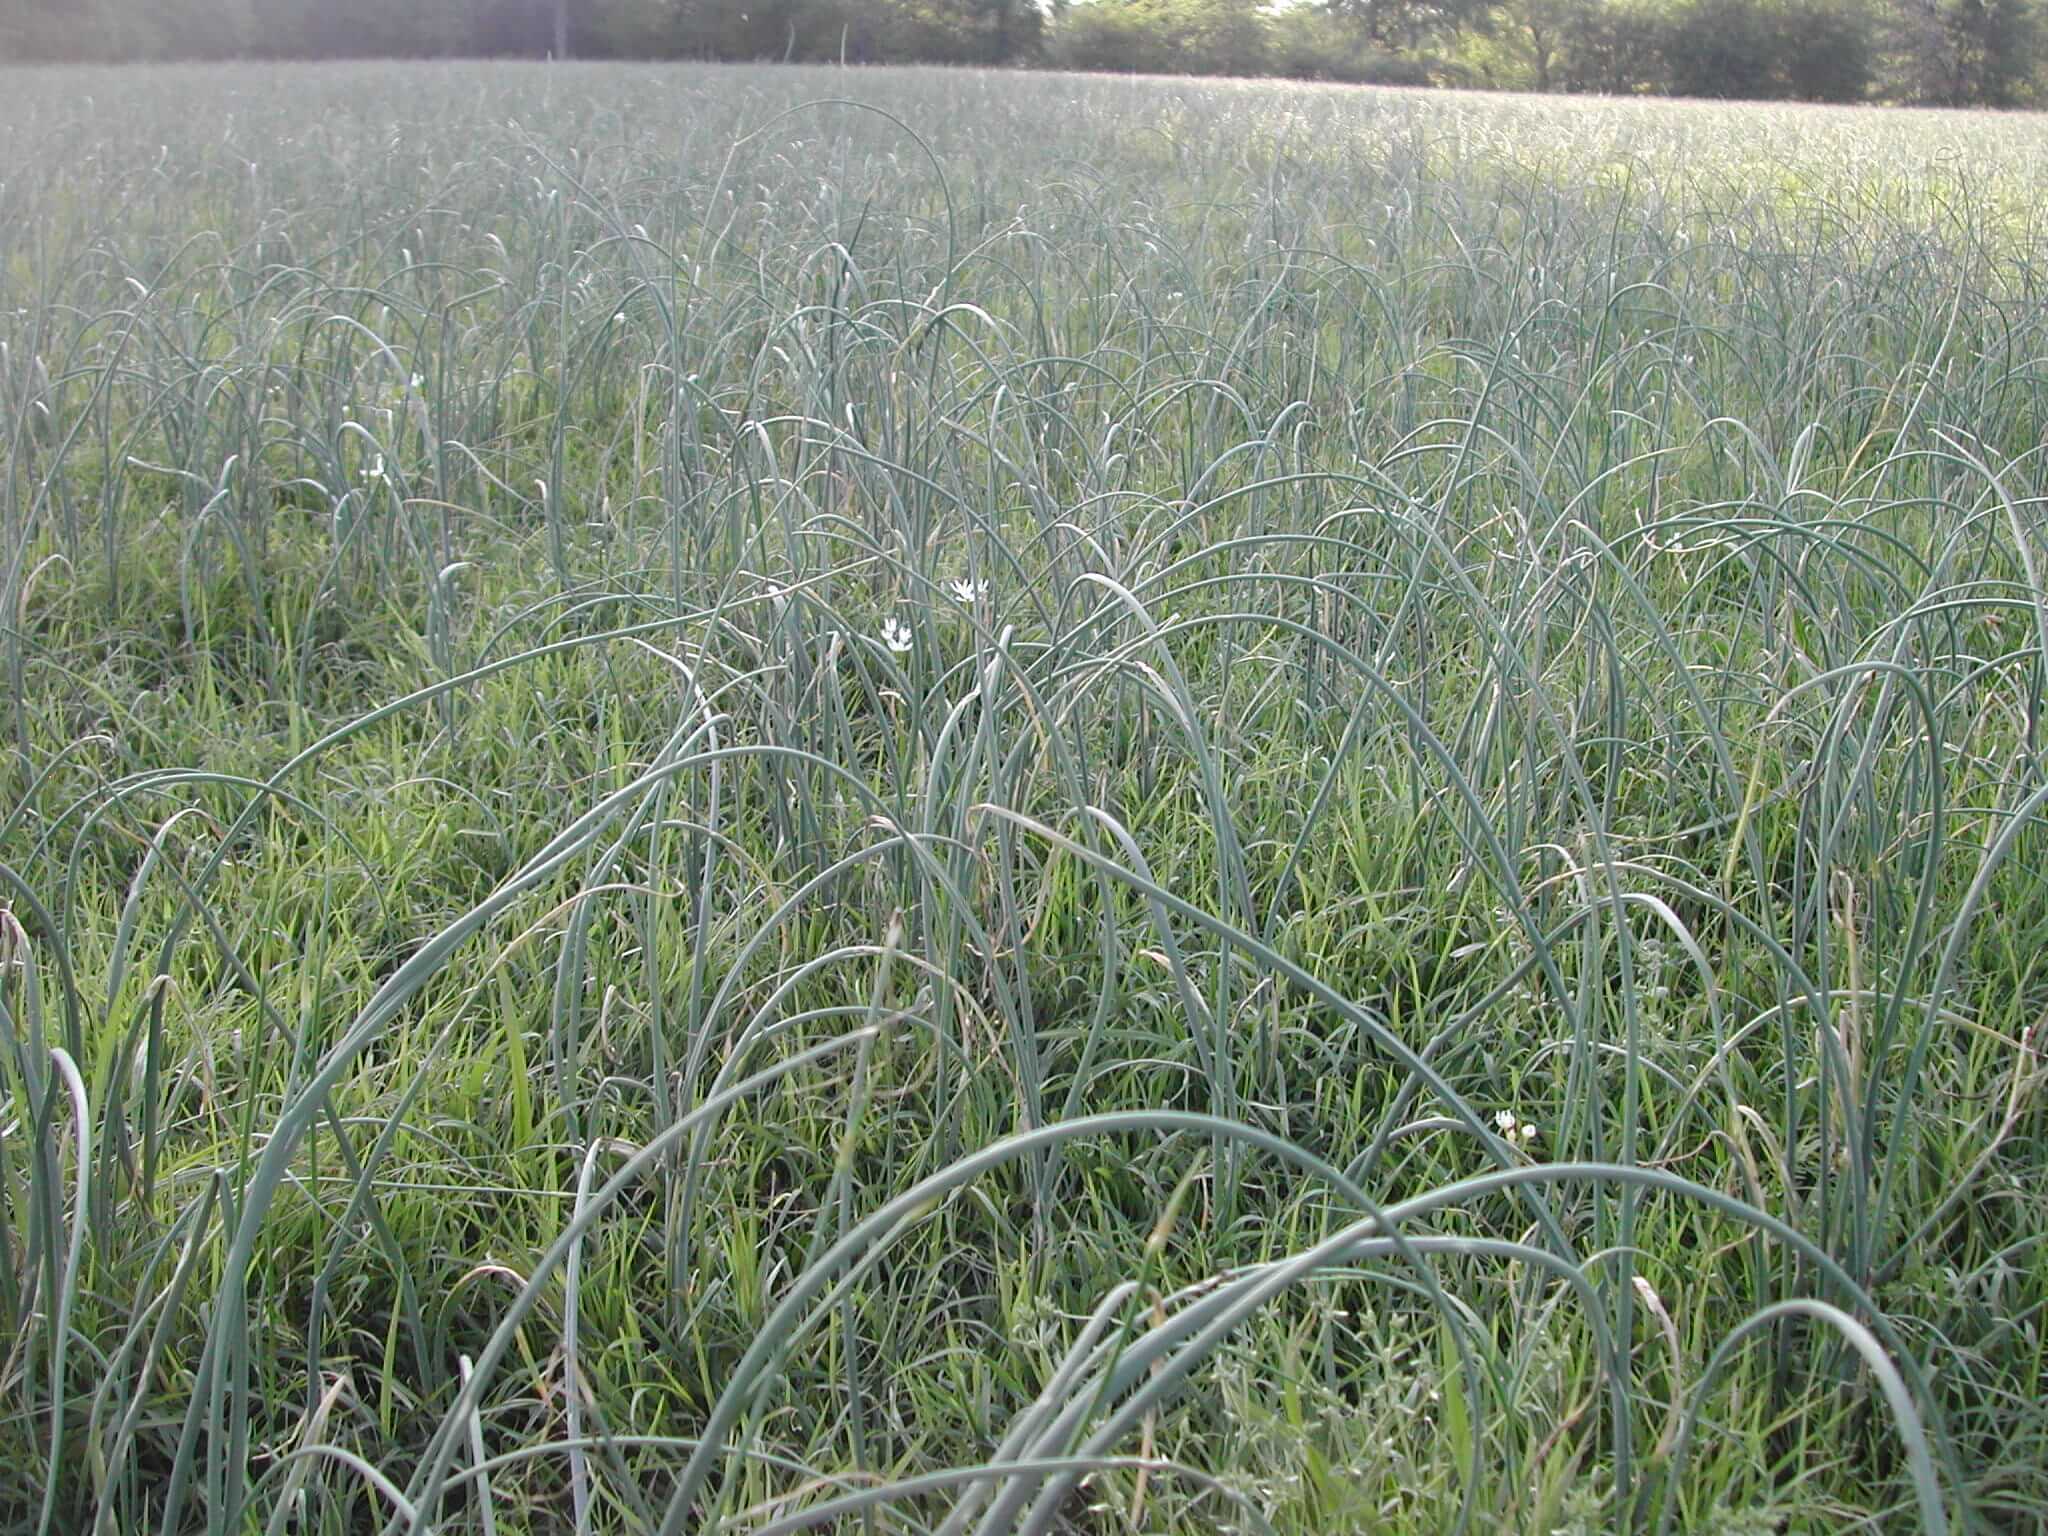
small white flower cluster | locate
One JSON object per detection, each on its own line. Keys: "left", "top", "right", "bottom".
{"left": 947, "top": 577, "right": 988, "bottom": 604}
{"left": 1494, "top": 1109, "right": 1539, "bottom": 1147}
{"left": 880, "top": 617, "right": 912, "bottom": 654}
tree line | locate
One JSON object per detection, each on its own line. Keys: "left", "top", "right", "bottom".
{"left": 0, "top": 0, "right": 2036, "bottom": 106}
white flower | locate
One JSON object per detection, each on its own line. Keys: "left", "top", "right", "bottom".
{"left": 360, "top": 453, "right": 385, "bottom": 484}
{"left": 1494, "top": 1109, "right": 1538, "bottom": 1148}
{"left": 880, "top": 617, "right": 912, "bottom": 655}
{"left": 948, "top": 578, "right": 988, "bottom": 605}
{"left": 408, "top": 373, "right": 424, "bottom": 392}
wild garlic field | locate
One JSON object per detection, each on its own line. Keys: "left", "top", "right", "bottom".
{"left": 2, "top": 62, "right": 2046, "bottom": 1534}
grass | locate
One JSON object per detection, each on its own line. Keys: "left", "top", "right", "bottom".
{"left": 1, "top": 57, "right": 2045, "bottom": 1535}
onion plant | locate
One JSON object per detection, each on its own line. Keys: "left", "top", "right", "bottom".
{"left": 2, "top": 60, "right": 2045, "bottom": 1535}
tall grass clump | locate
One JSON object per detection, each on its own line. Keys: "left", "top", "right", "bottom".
{"left": 2, "top": 60, "right": 2045, "bottom": 1534}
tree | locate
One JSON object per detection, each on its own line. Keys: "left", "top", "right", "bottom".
{"left": 1886, "top": 0, "right": 2039, "bottom": 102}
{"left": 1475, "top": 0, "right": 1598, "bottom": 90}
{"left": 1779, "top": 0, "right": 1875, "bottom": 100}
{"left": 1046, "top": 0, "right": 1173, "bottom": 68}
{"left": 1268, "top": 6, "right": 1434, "bottom": 80}
{"left": 1049, "top": 0, "right": 1268, "bottom": 74}
{"left": 1548, "top": 0, "right": 1668, "bottom": 91}
{"left": 1324, "top": 0, "right": 1488, "bottom": 52}
{"left": 1, "top": 0, "right": 115, "bottom": 58}
{"left": 887, "top": 0, "right": 1046, "bottom": 63}
{"left": 0, "top": 0, "right": 2028, "bottom": 102}
{"left": 1663, "top": 0, "right": 1780, "bottom": 95}
{"left": 1161, "top": 0, "right": 1270, "bottom": 71}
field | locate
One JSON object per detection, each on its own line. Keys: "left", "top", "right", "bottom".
{"left": 2, "top": 60, "right": 2047, "bottom": 1534}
